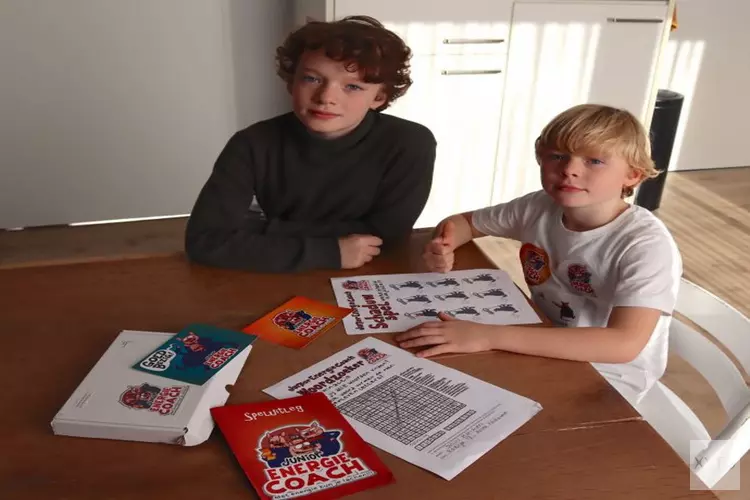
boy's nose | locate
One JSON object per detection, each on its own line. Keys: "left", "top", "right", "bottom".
{"left": 314, "top": 84, "right": 337, "bottom": 104}
{"left": 561, "top": 157, "right": 584, "bottom": 176}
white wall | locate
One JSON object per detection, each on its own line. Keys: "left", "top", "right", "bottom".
{"left": 659, "top": 0, "right": 750, "bottom": 171}
{"left": 0, "top": 0, "right": 291, "bottom": 229}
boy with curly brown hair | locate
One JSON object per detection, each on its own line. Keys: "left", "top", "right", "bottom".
{"left": 185, "top": 16, "right": 436, "bottom": 272}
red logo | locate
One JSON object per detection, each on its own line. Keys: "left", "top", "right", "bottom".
{"left": 258, "top": 422, "right": 374, "bottom": 497}
{"left": 272, "top": 309, "right": 334, "bottom": 338}
{"left": 568, "top": 264, "right": 596, "bottom": 296}
{"left": 119, "top": 383, "right": 189, "bottom": 416}
{"left": 341, "top": 280, "right": 372, "bottom": 291}
{"left": 519, "top": 243, "right": 551, "bottom": 286}
{"left": 357, "top": 348, "right": 387, "bottom": 364}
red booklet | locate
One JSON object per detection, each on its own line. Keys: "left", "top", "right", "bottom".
{"left": 211, "top": 393, "right": 394, "bottom": 499}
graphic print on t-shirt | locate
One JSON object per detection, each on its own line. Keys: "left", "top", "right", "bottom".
{"left": 567, "top": 263, "right": 597, "bottom": 297}
{"left": 551, "top": 300, "right": 577, "bottom": 322}
{"left": 519, "top": 243, "right": 551, "bottom": 286}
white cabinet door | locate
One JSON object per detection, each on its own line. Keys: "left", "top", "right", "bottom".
{"left": 385, "top": 54, "right": 506, "bottom": 228}
{"left": 334, "top": 0, "right": 513, "bottom": 56}
{"left": 491, "top": 1, "right": 668, "bottom": 204}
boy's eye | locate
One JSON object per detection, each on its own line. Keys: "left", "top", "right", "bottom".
{"left": 301, "top": 75, "right": 319, "bottom": 83}
{"left": 549, "top": 153, "right": 567, "bottom": 161}
{"left": 588, "top": 158, "right": 605, "bottom": 165}
{"left": 345, "top": 83, "right": 363, "bottom": 91}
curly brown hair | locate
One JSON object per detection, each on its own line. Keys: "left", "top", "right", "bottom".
{"left": 276, "top": 16, "right": 412, "bottom": 111}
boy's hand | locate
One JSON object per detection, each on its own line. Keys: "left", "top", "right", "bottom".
{"left": 394, "top": 312, "right": 494, "bottom": 358}
{"left": 339, "top": 234, "right": 383, "bottom": 269}
{"left": 424, "top": 220, "right": 458, "bottom": 272}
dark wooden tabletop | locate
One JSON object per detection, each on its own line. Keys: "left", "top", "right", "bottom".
{"left": 0, "top": 231, "right": 716, "bottom": 499}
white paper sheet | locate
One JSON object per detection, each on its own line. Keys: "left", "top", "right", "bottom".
{"left": 331, "top": 269, "right": 541, "bottom": 335}
{"left": 264, "top": 338, "right": 542, "bottom": 480}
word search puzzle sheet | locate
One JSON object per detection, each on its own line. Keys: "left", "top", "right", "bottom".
{"left": 264, "top": 338, "right": 542, "bottom": 480}
{"left": 331, "top": 269, "right": 541, "bottom": 334}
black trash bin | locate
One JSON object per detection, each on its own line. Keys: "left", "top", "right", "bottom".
{"left": 634, "top": 89, "right": 684, "bottom": 211}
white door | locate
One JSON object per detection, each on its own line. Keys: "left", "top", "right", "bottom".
{"left": 491, "top": 1, "right": 668, "bottom": 204}
{"left": 385, "top": 54, "right": 507, "bottom": 228}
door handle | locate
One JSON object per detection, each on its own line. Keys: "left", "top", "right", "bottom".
{"left": 443, "top": 38, "right": 505, "bottom": 44}
{"left": 441, "top": 69, "right": 503, "bottom": 76}
{"left": 606, "top": 17, "right": 663, "bottom": 24}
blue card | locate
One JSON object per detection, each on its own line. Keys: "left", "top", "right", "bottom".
{"left": 133, "top": 324, "right": 257, "bottom": 385}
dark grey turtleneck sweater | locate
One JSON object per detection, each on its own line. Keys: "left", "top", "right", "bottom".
{"left": 185, "top": 110, "right": 436, "bottom": 272}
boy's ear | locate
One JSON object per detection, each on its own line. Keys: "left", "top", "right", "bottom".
{"left": 624, "top": 167, "right": 644, "bottom": 189}
{"left": 286, "top": 81, "right": 294, "bottom": 95}
{"left": 369, "top": 89, "right": 387, "bottom": 110}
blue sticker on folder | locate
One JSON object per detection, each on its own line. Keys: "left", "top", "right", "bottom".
{"left": 133, "top": 324, "right": 257, "bottom": 385}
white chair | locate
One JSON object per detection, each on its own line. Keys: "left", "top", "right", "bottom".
{"left": 635, "top": 277, "right": 750, "bottom": 489}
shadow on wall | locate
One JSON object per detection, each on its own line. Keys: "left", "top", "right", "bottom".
{"left": 658, "top": 0, "right": 750, "bottom": 171}
{"left": 656, "top": 37, "right": 705, "bottom": 172}
{"left": 227, "top": 0, "right": 293, "bottom": 129}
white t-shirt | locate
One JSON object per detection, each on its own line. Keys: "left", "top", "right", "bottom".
{"left": 472, "top": 190, "right": 683, "bottom": 404}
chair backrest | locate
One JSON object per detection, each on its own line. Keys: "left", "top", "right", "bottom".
{"left": 669, "top": 319, "right": 750, "bottom": 419}
{"left": 675, "top": 278, "right": 750, "bottom": 378}
{"left": 669, "top": 277, "right": 750, "bottom": 488}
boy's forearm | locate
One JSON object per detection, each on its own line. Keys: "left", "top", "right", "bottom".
{"left": 485, "top": 325, "right": 642, "bottom": 364}
{"left": 265, "top": 219, "right": 371, "bottom": 238}
{"left": 442, "top": 212, "right": 483, "bottom": 247}
{"left": 185, "top": 223, "right": 342, "bottom": 272}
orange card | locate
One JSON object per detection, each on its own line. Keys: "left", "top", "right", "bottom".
{"left": 243, "top": 297, "right": 351, "bottom": 349}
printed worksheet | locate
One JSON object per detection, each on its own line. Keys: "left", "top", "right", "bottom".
{"left": 264, "top": 338, "right": 542, "bottom": 480}
{"left": 331, "top": 269, "right": 540, "bottom": 334}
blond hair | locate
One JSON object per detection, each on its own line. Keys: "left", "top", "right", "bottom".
{"left": 535, "top": 104, "right": 659, "bottom": 197}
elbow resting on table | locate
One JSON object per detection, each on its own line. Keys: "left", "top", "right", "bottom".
{"left": 608, "top": 329, "right": 649, "bottom": 364}
{"left": 184, "top": 231, "right": 219, "bottom": 266}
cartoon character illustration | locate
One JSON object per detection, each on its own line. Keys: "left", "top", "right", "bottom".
{"left": 426, "top": 278, "right": 460, "bottom": 288}
{"left": 526, "top": 253, "right": 546, "bottom": 273}
{"left": 119, "top": 383, "right": 162, "bottom": 410}
{"left": 435, "top": 291, "right": 470, "bottom": 301}
{"left": 358, "top": 348, "right": 387, "bottom": 364}
{"left": 473, "top": 288, "right": 508, "bottom": 299}
{"left": 273, "top": 309, "right": 313, "bottom": 331}
{"left": 405, "top": 308, "right": 440, "bottom": 319}
{"left": 552, "top": 301, "right": 576, "bottom": 321}
{"left": 520, "top": 244, "right": 552, "bottom": 286}
{"left": 397, "top": 294, "right": 432, "bottom": 305}
{"left": 169, "top": 332, "right": 237, "bottom": 370}
{"left": 389, "top": 280, "right": 424, "bottom": 291}
{"left": 258, "top": 421, "right": 342, "bottom": 467}
{"left": 482, "top": 304, "right": 519, "bottom": 314}
{"left": 445, "top": 306, "right": 480, "bottom": 317}
{"left": 462, "top": 273, "right": 497, "bottom": 284}
{"left": 568, "top": 264, "right": 596, "bottom": 296}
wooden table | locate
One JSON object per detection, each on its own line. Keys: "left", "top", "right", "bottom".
{"left": 0, "top": 231, "right": 717, "bottom": 499}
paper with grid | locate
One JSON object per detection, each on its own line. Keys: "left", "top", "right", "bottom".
{"left": 330, "top": 269, "right": 541, "bottom": 334}
{"left": 264, "top": 338, "right": 542, "bottom": 480}
{"left": 338, "top": 374, "right": 467, "bottom": 445}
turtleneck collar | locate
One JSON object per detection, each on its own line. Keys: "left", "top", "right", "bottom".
{"left": 288, "top": 110, "right": 377, "bottom": 151}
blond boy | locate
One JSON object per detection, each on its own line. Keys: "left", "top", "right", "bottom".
{"left": 395, "top": 104, "right": 683, "bottom": 404}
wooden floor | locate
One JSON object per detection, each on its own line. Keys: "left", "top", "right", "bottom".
{"left": 1, "top": 167, "right": 749, "bottom": 497}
